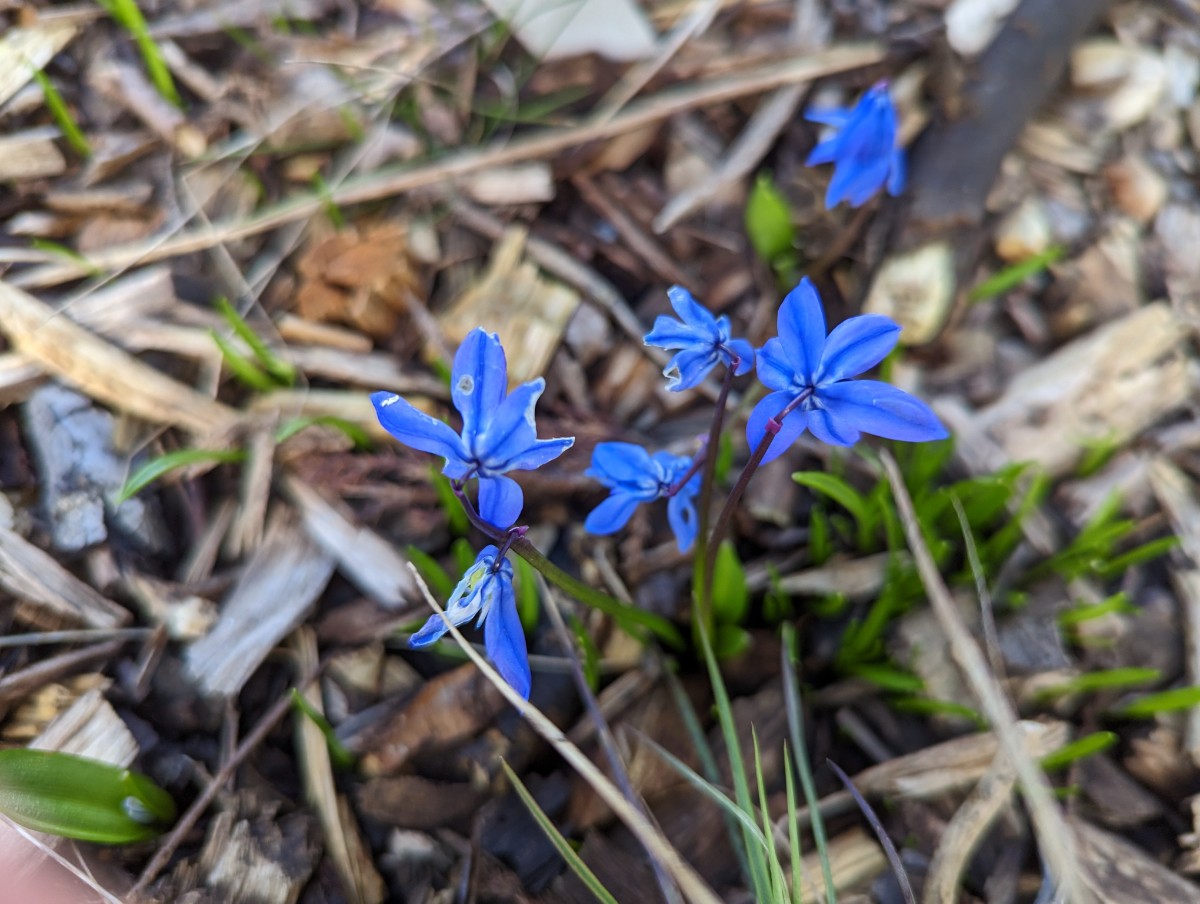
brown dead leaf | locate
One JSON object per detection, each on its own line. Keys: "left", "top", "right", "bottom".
{"left": 295, "top": 222, "right": 422, "bottom": 339}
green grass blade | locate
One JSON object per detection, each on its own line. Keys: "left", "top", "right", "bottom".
{"left": 117, "top": 447, "right": 246, "bottom": 502}
{"left": 782, "top": 623, "right": 835, "bottom": 904}
{"left": 501, "top": 761, "right": 619, "bottom": 904}
{"left": 276, "top": 415, "right": 372, "bottom": 449}
{"left": 97, "top": 0, "right": 181, "bottom": 107}
{"left": 968, "top": 245, "right": 1064, "bottom": 302}
{"left": 405, "top": 545, "right": 456, "bottom": 599}
{"left": 215, "top": 296, "right": 296, "bottom": 386}
{"left": 784, "top": 745, "right": 804, "bottom": 904}
{"left": 289, "top": 689, "right": 355, "bottom": 770}
{"left": 1114, "top": 686, "right": 1200, "bottom": 718}
{"left": 30, "top": 68, "right": 90, "bottom": 156}
{"left": 752, "top": 729, "right": 789, "bottom": 898}
{"left": 211, "top": 329, "right": 276, "bottom": 391}
{"left": 1039, "top": 732, "right": 1118, "bottom": 771}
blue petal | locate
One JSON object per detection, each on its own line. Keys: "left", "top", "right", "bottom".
{"left": 644, "top": 314, "right": 709, "bottom": 349}
{"left": 805, "top": 107, "right": 851, "bottom": 128}
{"left": 816, "top": 314, "right": 901, "bottom": 383}
{"left": 663, "top": 346, "right": 718, "bottom": 391}
{"left": 756, "top": 338, "right": 798, "bottom": 392}
{"left": 726, "top": 338, "right": 756, "bottom": 375}
{"left": 478, "top": 475, "right": 523, "bottom": 528}
{"left": 485, "top": 572, "right": 530, "bottom": 699}
{"left": 666, "top": 487, "right": 698, "bottom": 552}
{"left": 587, "top": 442, "right": 655, "bottom": 489}
{"left": 746, "top": 391, "right": 810, "bottom": 465}
{"left": 372, "top": 391, "right": 468, "bottom": 469}
{"left": 502, "top": 437, "right": 574, "bottom": 472}
{"left": 818, "top": 380, "right": 948, "bottom": 442}
{"left": 805, "top": 138, "right": 839, "bottom": 167}
{"left": 667, "top": 286, "right": 719, "bottom": 335}
{"left": 451, "top": 329, "right": 508, "bottom": 446}
{"left": 887, "top": 148, "right": 906, "bottom": 196}
{"left": 807, "top": 406, "right": 861, "bottom": 447}
{"left": 478, "top": 378, "right": 544, "bottom": 470}
{"left": 408, "top": 612, "right": 451, "bottom": 647}
{"left": 826, "top": 157, "right": 889, "bottom": 209}
{"left": 649, "top": 450, "right": 690, "bottom": 487}
{"left": 584, "top": 492, "right": 644, "bottom": 535}
{"left": 776, "top": 279, "right": 826, "bottom": 382}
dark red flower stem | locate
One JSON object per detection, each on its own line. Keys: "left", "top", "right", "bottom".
{"left": 692, "top": 358, "right": 738, "bottom": 631}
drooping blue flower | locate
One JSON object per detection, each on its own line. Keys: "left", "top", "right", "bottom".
{"left": 372, "top": 329, "right": 574, "bottom": 530}
{"left": 644, "top": 287, "right": 755, "bottom": 391}
{"left": 747, "top": 278, "right": 947, "bottom": 462}
{"left": 409, "top": 544, "right": 530, "bottom": 699}
{"left": 584, "top": 442, "right": 700, "bottom": 552}
{"left": 805, "top": 82, "right": 906, "bottom": 209}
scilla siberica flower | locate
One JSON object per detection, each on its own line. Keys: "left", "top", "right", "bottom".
{"left": 805, "top": 81, "right": 905, "bottom": 209}
{"left": 644, "top": 286, "right": 755, "bottom": 391}
{"left": 585, "top": 443, "right": 700, "bottom": 552}
{"left": 371, "top": 329, "right": 574, "bottom": 530}
{"left": 409, "top": 545, "right": 529, "bottom": 698}
{"left": 748, "top": 278, "right": 947, "bottom": 462}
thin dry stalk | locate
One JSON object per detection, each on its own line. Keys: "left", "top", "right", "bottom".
{"left": 881, "top": 450, "right": 1089, "bottom": 904}
{"left": 406, "top": 565, "right": 723, "bottom": 904}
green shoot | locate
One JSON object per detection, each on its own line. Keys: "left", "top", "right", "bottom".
{"left": 30, "top": 68, "right": 90, "bottom": 156}
{"left": 289, "top": 689, "right": 355, "bottom": 770}
{"left": 0, "top": 749, "right": 174, "bottom": 843}
{"left": 513, "top": 556, "right": 540, "bottom": 632}
{"left": 967, "top": 246, "right": 1065, "bottom": 302}
{"left": 711, "top": 541, "right": 749, "bottom": 626}
{"left": 1113, "top": 686, "right": 1200, "bottom": 718}
{"left": 117, "top": 447, "right": 246, "bottom": 503}
{"left": 1039, "top": 732, "right": 1118, "bottom": 770}
{"left": 501, "top": 761, "right": 619, "bottom": 904}
{"left": 1035, "top": 667, "right": 1160, "bottom": 701}
{"left": 311, "top": 172, "right": 346, "bottom": 229}
{"left": 746, "top": 173, "right": 797, "bottom": 277}
{"left": 214, "top": 296, "right": 296, "bottom": 387}
{"left": 96, "top": 0, "right": 182, "bottom": 107}
{"left": 430, "top": 469, "right": 469, "bottom": 535}
{"left": 276, "top": 415, "right": 372, "bottom": 449}
{"left": 405, "top": 546, "right": 456, "bottom": 599}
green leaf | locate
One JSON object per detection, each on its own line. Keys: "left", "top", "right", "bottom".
{"left": 711, "top": 541, "right": 749, "bottom": 626}
{"left": 714, "top": 624, "right": 751, "bottom": 659}
{"left": 794, "top": 471, "right": 875, "bottom": 549}
{"left": 1037, "top": 667, "right": 1161, "bottom": 701}
{"left": 1094, "top": 536, "right": 1179, "bottom": 580}
{"left": 289, "top": 689, "right": 355, "bottom": 770}
{"left": 211, "top": 329, "right": 275, "bottom": 392}
{"left": 513, "top": 556, "right": 541, "bottom": 632}
{"left": 214, "top": 296, "right": 296, "bottom": 386}
{"left": 845, "top": 663, "right": 924, "bottom": 693}
{"left": 1040, "top": 732, "right": 1118, "bottom": 770}
{"left": 745, "top": 173, "right": 795, "bottom": 266}
{"left": 808, "top": 506, "right": 833, "bottom": 566}
{"left": 1058, "top": 592, "right": 1135, "bottom": 628}
{"left": 968, "top": 245, "right": 1065, "bottom": 302}
{"left": 451, "top": 537, "right": 477, "bottom": 576}
{"left": 891, "top": 696, "right": 986, "bottom": 728}
{"left": 117, "top": 448, "right": 246, "bottom": 503}
{"left": 30, "top": 68, "right": 90, "bottom": 157}
{"left": 96, "top": 0, "right": 181, "bottom": 108}
{"left": 1113, "top": 686, "right": 1200, "bottom": 718}
{"left": 276, "top": 415, "right": 372, "bottom": 449}
{"left": 405, "top": 546, "right": 456, "bottom": 599}
{"left": 431, "top": 469, "right": 469, "bottom": 535}
{"left": 568, "top": 614, "right": 601, "bottom": 693}
{"left": 501, "top": 761, "right": 619, "bottom": 904}
{"left": 0, "top": 749, "right": 174, "bottom": 843}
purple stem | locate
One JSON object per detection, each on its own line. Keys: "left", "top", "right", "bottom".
{"left": 693, "top": 359, "right": 738, "bottom": 626}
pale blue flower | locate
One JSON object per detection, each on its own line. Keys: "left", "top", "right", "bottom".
{"left": 644, "top": 287, "right": 755, "bottom": 391}
{"left": 747, "top": 278, "right": 947, "bottom": 462}
{"left": 584, "top": 442, "right": 700, "bottom": 552}
{"left": 372, "top": 329, "right": 574, "bottom": 529}
{"left": 806, "top": 82, "right": 906, "bottom": 209}
{"left": 409, "top": 544, "right": 530, "bottom": 699}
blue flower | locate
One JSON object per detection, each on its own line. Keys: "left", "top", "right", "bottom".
{"left": 644, "top": 287, "right": 755, "bottom": 391}
{"left": 747, "top": 278, "right": 947, "bottom": 462}
{"left": 409, "top": 544, "right": 530, "bottom": 699}
{"left": 372, "top": 329, "right": 574, "bottom": 530}
{"left": 805, "top": 82, "right": 905, "bottom": 209}
{"left": 584, "top": 442, "right": 700, "bottom": 552}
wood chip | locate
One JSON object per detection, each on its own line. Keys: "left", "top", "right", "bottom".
{"left": 437, "top": 227, "right": 581, "bottom": 386}
{"left": 0, "top": 126, "right": 67, "bottom": 181}
{"left": 184, "top": 509, "right": 335, "bottom": 697}
{"left": 31, "top": 686, "right": 137, "bottom": 767}
{"left": 0, "top": 17, "right": 77, "bottom": 108}
{"left": 0, "top": 521, "right": 129, "bottom": 628}
{"left": 975, "top": 302, "right": 1191, "bottom": 476}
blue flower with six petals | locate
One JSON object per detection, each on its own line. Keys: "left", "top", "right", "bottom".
{"left": 371, "top": 328, "right": 574, "bottom": 530}
{"left": 644, "top": 287, "right": 755, "bottom": 391}
{"left": 747, "top": 278, "right": 947, "bottom": 462}
{"left": 409, "top": 544, "right": 529, "bottom": 699}
{"left": 584, "top": 442, "right": 700, "bottom": 552}
{"left": 806, "top": 81, "right": 906, "bottom": 209}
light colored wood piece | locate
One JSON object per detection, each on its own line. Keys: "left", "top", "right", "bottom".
{"left": 0, "top": 522, "right": 129, "bottom": 628}
{"left": 0, "top": 18, "right": 77, "bottom": 108}
{"left": 975, "top": 302, "right": 1191, "bottom": 477}
{"left": 0, "top": 126, "right": 66, "bottom": 181}
{"left": 31, "top": 687, "right": 137, "bottom": 767}
{"left": 0, "top": 279, "right": 239, "bottom": 438}
{"left": 184, "top": 509, "right": 334, "bottom": 697}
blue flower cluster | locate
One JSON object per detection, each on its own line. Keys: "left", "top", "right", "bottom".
{"left": 805, "top": 81, "right": 905, "bottom": 209}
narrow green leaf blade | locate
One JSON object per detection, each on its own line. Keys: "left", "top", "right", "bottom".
{"left": 118, "top": 448, "right": 246, "bottom": 503}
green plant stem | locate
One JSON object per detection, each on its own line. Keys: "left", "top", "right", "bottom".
{"left": 693, "top": 362, "right": 737, "bottom": 636}
{"left": 450, "top": 484, "right": 683, "bottom": 648}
